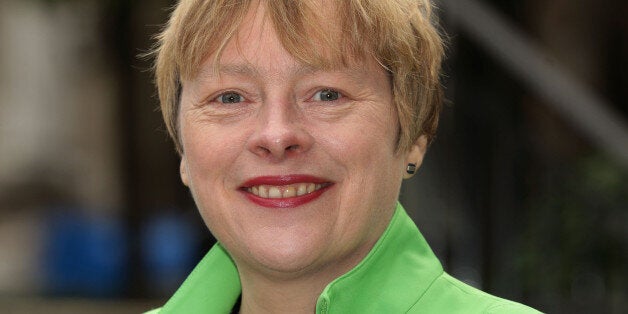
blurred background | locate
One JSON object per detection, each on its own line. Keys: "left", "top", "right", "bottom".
{"left": 0, "top": 0, "right": 626, "bottom": 313}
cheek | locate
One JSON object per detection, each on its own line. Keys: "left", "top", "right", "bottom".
{"left": 181, "top": 117, "right": 241, "bottom": 164}
{"left": 321, "top": 107, "right": 399, "bottom": 165}
{"left": 180, "top": 126, "right": 242, "bottom": 238}
{"left": 178, "top": 121, "right": 243, "bottom": 206}
{"left": 351, "top": 111, "right": 403, "bottom": 193}
{"left": 317, "top": 105, "right": 403, "bottom": 210}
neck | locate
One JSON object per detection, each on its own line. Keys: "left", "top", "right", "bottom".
{"left": 237, "top": 270, "right": 329, "bottom": 314}
{"left": 234, "top": 208, "right": 393, "bottom": 313}
{"left": 236, "top": 242, "right": 377, "bottom": 314}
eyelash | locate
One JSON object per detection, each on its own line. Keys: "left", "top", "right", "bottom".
{"left": 312, "top": 89, "right": 343, "bottom": 102}
{"left": 208, "top": 88, "right": 344, "bottom": 106}
{"left": 213, "top": 91, "right": 245, "bottom": 104}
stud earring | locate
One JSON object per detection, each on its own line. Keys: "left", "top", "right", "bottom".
{"left": 406, "top": 163, "right": 417, "bottom": 174}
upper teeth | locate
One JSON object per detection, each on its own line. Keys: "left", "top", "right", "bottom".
{"left": 248, "top": 183, "right": 323, "bottom": 198}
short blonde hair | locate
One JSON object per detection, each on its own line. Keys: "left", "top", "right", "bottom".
{"left": 153, "top": 0, "right": 444, "bottom": 154}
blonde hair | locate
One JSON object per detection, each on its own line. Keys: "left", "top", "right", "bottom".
{"left": 153, "top": 0, "right": 444, "bottom": 154}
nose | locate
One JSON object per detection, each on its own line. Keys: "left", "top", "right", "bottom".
{"left": 246, "top": 99, "right": 314, "bottom": 161}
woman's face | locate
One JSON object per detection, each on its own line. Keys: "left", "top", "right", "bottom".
{"left": 178, "top": 6, "right": 421, "bottom": 280}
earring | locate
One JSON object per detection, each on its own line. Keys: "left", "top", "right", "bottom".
{"left": 406, "top": 163, "right": 417, "bottom": 175}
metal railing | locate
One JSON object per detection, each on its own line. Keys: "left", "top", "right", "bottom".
{"left": 438, "top": 0, "right": 628, "bottom": 169}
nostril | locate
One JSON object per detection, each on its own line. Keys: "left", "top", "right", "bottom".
{"left": 286, "top": 145, "right": 300, "bottom": 151}
{"left": 256, "top": 146, "right": 272, "bottom": 155}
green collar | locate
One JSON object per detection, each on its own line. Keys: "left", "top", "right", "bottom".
{"left": 158, "top": 242, "right": 240, "bottom": 313}
{"left": 158, "top": 203, "right": 444, "bottom": 313}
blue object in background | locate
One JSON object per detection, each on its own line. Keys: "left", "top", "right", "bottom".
{"left": 140, "top": 211, "right": 199, "bottom": 295}
{"left": 43, "top": 208, "right": 128, "bottom": 297}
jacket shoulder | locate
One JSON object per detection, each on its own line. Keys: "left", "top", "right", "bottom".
{"left": 485, "top": 302, "right": 541, "bottom": 314}
{"left": 408, "top": 272, "right": 542, "bottom": 313}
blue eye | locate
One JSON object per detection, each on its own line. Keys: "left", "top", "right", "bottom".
{"left": 216, "top": 92, "right": 244, "bottom": 104}
{"left": 313, "top": 89, "right": 341, "bottom": 101}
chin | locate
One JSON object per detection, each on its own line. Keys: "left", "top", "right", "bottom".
{"left": 241, "top": 231, "right": 330, "bottom": 277}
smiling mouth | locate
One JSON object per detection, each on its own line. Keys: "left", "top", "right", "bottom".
{"left": 246, "top": 183, "right": 330, "bottom": 199}
{"left": 240, "top": 175, "right": 332, "bottom": 208}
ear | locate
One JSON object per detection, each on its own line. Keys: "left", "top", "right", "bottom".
{"left": 403, "top": 135, "right": 428, "bottom": 179}
{"left": 180, "top": 157, "right": 190, "bottom": 187}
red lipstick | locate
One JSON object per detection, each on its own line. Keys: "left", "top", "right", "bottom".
{"left": 240, "top": 175, "right": 332, "bottom": 208}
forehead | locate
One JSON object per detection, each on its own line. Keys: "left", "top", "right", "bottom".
{"left": 186, "top": 0, "right": 370, "bottom": 81}
{"left": 218, "top": 3, "right": 299, "bottom": 72}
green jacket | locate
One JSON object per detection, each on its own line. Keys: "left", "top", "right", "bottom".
{"left": 147, "top": 203, "right": 541, "bottom": 313}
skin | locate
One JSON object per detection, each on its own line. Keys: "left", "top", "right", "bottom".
{"left": 178, "top": 2, "right": 427, "bottom": 313}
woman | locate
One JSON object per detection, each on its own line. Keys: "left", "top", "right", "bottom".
{"left": 147, "top": 0, "right": 541, "bottom": 313}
